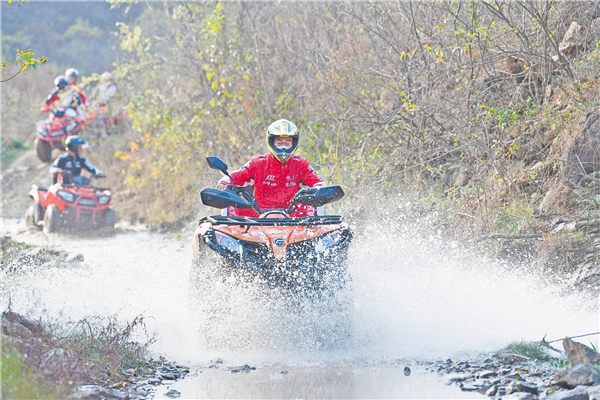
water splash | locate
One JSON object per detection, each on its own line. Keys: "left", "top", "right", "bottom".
{"left": 1, "top": 218, "right": 597, "bottom": 367}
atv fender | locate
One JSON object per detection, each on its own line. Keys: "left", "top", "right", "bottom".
{"left": 29, "top": 185, "right": 48, "bottom": 203}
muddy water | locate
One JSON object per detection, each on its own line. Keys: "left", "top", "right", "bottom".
{"left": 154, "top": 365, "right": 482, "bottom": 399}
{"left": 1, "top": 217, "right": 598, "bottom": 398}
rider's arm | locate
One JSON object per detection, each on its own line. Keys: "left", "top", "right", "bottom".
{"left": 49, "top": 156, "right": 65, "bottom": 175}
{"left": 217, "top": 159, "right": 255, "bottom": 188}
{"left": 44, "top": 89, "right": 60, "bottom": 107}
{"left": 300, "top": 160, "right": 325, "bottom": 188}
{"left": 80, "top": 158, "right": 101, "bottom": 176}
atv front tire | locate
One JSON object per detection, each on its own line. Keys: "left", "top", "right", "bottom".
{"left": 103, "top": 207, "right": 115, "bottom": 229}
{"left": 26, "top": 204, "right": 44, "bottom": 229}
{"left": 25, "top": 206, "right": 34, "bottom": 227}
{"left": 43, "top": 205, "right": 61, "bottom": 234}
{"left": 35, "top": 138, "right": 53, "bottom": 162}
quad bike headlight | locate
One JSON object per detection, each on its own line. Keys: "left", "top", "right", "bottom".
{"left": 57, "top": 190, "right": 76, "bottom": 203}
{"left": 97, "top": 195, "right": 110, "bottom": 205}
{"left": 214, "top": 231, "right": 243, "bottom": 256}
{"left": 315, "top": 230, "right": 342, "bottom": 253}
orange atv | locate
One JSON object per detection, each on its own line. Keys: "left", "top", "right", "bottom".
{"left": 26, "top": 172, "right": 114, "bottom": 234}
{"left": 192, "top": 157, "right": 353, "bottom": 289}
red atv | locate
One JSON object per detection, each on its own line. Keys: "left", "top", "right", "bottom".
{"left": 26, "top": 172, "right": 115, "bottom": 234}
{"left": 85, "top": 105, "right": 128, "bottom": 138}
{"left": 35, "top": 110, "right": 87, "bottom": 162}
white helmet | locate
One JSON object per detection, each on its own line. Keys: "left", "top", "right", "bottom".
{"left": 65, "top": 68, "right": 80, "bottom": 78}
{"left": 266, "top": 119, "right": 299, "bottom": 164}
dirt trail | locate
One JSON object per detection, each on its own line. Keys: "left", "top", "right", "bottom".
{"left": 1, "top": 149, "right": 54, "bottom": 219}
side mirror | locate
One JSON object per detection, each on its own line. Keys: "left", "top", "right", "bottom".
{"left": 295, "top": 186, "right": 345, "bottom": 207}
{"left": 201, "top": 188, "right": 252, "bottom": 209}
{"left": 206, "top": 157, "right": 228, "bottom": 174}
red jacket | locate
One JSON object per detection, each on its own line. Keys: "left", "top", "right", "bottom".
{"left": 219, "top": 153, "right": 324, "bottom": 217}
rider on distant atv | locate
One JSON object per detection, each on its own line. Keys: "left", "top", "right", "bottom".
{"left": 49, "top": 136, "right": 105, "bottom": 185}
{"left": 65, "top": 68, "right": 87, "bottom": 106}
{"left": 216, "top": 119, "right": 324, "bottom": 217}
{"left": 41, "top": 75, "right": 83, "bottom": 118}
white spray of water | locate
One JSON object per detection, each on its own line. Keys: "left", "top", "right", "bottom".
{"left": 1, "top": 218, "right": 597, "bottom": 367}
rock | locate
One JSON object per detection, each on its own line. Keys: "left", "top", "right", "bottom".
{"left": 164, "top": 389, "right": 181, "bottom": 398}
{"left": 559, "top": 22, "right": 581, "bottom": 54}
{"left": 67, "top": 253, "right": 85, "bottom": 263}
{"left": 2, "top": 319, "right": 33, "bottom": 339}
{"left": 461, "top": 385, "right": 479, "bottom": 392}
{"left": 404, "top": 367, "right": 411, "bottom": 376}
{"left": 539, "top": 185, "right": 574, "bottom": 212}
{"left": 508, "top": 372, "right": 523, "bottom": 380}
{"left": 589, "top": 385, "right": 600, "bottom": 400}
{"left": 570, "top": 262, "right": 600, "bottom": 286}
{"left": 486, "top": 385, "right": 498, "bottom": 396}
{"left": 228, "top": 364, "right": 256, "bottom": 373}
{"left": 159, "top": 372, "right": 178, "bottom": 380}
{"left": 445, "top": 373, "right": 469, "bottom": 382}
{"left": 563, "top": 338, "right": 600, "bottom": 366}
{"left": 147, "top": 378, "right": 161, "bottom": 385}
{"left": 562, "top": 112, "right": 600, "bottom": 183}
{"left": 40, "top": 348, "right": 78, "bottom": 378}
{"left": 553, "top": 365, "right": 600, "bottom": 389}
{"left": 502, "top": 392, "right": 538, "bottom": 400}
{"left": 542, "top": 387, "right": 589, "bottom": 400}
{"left": 442, "top": 165, "right": 472, "bottom": 187}
{"left": 506, "top": 380, "right": 539, "bottom": 395}
{"left": 71, "top": 385, "right": 128, "bottom": 399}
{"left": 479, "top": 370, "right": 498, "bottom": 378}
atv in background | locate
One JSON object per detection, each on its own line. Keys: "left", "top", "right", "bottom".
{"left": 27, "top": 172, "right": 114, "bottom": 234}
{"left": 35, "top": 110, "right": 87, "bottom": 162}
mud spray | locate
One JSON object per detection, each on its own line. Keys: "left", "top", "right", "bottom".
{"left": 1, "top": 217, "right": 598, "bottom": 367}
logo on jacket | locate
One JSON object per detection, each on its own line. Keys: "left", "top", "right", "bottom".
{"left": 273, "top": 238, "right": 286, "bottom": 247}
{"left": 265, "top": 175, "right": 275, "bottom": 181}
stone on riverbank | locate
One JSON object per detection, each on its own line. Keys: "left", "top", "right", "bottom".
{"left": 588, "top": 385, "right": 600, "bottom": 400}
{"left": 541, "top": 386, "right": 590, "bottom": 400}
{"left": 70, "top": 385, "right": 128, "bottom": 399}
{"left": 502, "top": 392, "right": 539, "bottom": 400}
{"left": 445, "top": 373, "right": 469, "bottom": 382}
{"left": 506, "top": 380, "right": 539, "bottom": 395}
{"left": 552, "top": 365, "right": 600, "bottom": 389}
{"left": 563, "top": 338, "right": 600, "bottom": 366}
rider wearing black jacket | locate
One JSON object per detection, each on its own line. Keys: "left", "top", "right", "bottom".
{"left": 49, "top": 136, "right": 105, "bottom": 185}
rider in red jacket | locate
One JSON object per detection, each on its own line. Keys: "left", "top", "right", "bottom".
{"left": 66, "top": 68, "right": 87, "bottom": 106}
{"left": 216, "top": 119, "right": 324, "bottom": 217}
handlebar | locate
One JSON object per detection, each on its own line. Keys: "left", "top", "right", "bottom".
{"left": 285, "top": 188, "right": 317, "bottom": 214}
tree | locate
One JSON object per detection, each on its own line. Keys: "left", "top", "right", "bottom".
{"left": 1, "top": 48, "right": 47, "bottom": 83}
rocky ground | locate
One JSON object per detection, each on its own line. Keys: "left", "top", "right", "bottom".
{"left": 427, "top": 337, "right": 600, "bottom": 400}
